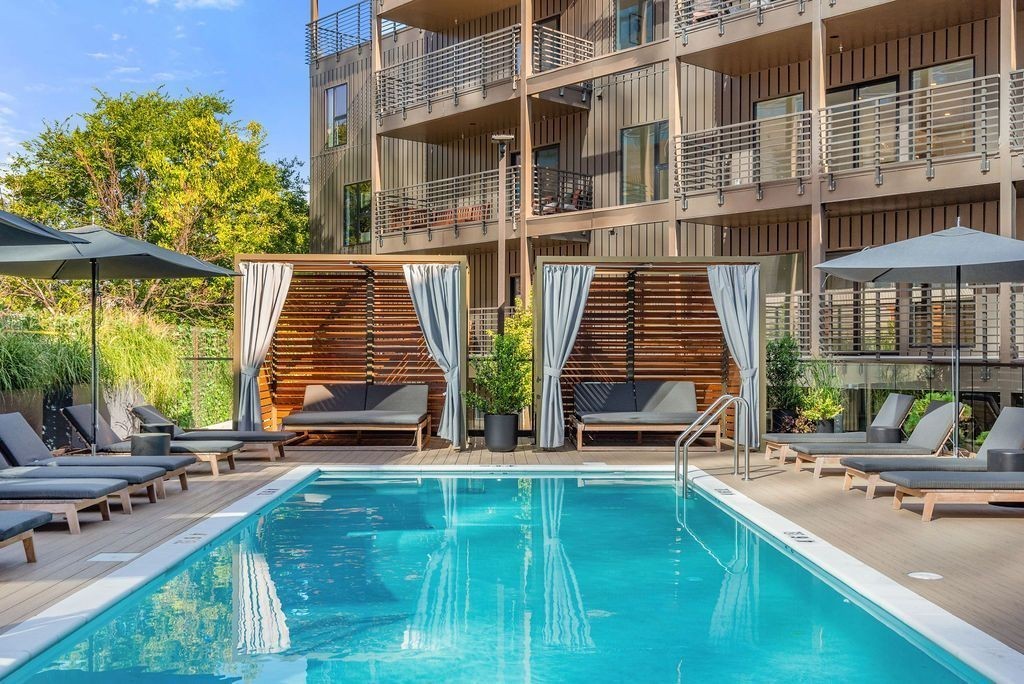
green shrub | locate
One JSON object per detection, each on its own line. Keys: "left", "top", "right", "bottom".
{"left": 0, "top": 326, "right": 48, "bottom": 392}
{"left": 903, "top": 391, "right": 972, "bottom": 435}
{"left": 465, "top": 300, "right": 533, "bottom": 416}
{"left": 799, "top": 359, "right": 844, "bottom": 422}
{"left": 97, "top": 310, "right": 181, "bottom": 409}
{"left": 767, "top": 335, "right": 803, "bottom": 411}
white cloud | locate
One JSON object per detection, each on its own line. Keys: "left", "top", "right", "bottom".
{"left": 111, "top": 32, "right": 126, "bottom": 41}
{"left": 111, "top": 66, "right": 142, "bottom": 74}
{"left": 0, "top": 91, "right": 14, "bottom": 104}
{"left": 86, "top": 51, "right": 113, "bottom": 59}
{"left": 174, "top": 24, "right": 187, "bottom": 39}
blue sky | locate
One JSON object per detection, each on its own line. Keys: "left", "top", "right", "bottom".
{"left": 0, "top": 0, "right": 334, "bottom": 177}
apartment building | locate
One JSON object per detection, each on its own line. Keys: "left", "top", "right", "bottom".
{"left": 307, "top": 0, "right": 1024, "bottom": 429}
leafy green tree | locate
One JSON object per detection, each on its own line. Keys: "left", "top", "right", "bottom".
{"left": 0, "top": 90, "right": 308, "bottom": 324}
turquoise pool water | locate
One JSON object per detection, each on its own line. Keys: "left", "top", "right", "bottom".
{"left": 7, "top": 474, "right": 977, "bottom": 682}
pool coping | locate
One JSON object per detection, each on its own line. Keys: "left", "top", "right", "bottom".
{"left": 0, "top": 463, "right": 1020, "bottom": 682}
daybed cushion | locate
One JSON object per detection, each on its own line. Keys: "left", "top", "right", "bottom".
{"left": 103, "top": 440, "right": 243, "bottom": 455}
{"left": 0, "top": 465, "right": 166, "bottom": 485}
{"left": 56, "top": 455, "right": 197, "bottom": 470}
{"left": 283, "top": 410, "right": 426, "bottom": 427}
{"left": 578, "top": 411, "right": 702, "bottom": 425}
{"left": 0, "top": 510, "right": 52, "bottom": 541}
{"left": 790, "top": 443, "right": 934, "bottom": 456}
{"left": 176, "top": 429, "right": 296, "bottom": 442}
{"left": 880, "top": 471, "right": 1024, "bottom": 490}
{"left": 0, "top": 478, "right": 126, "bottom": 499}
{"left": 302, "top": 384, "right": 367, "bottom": 412}
{"left": 841, "top": 456, "right": 987, "bottom": 473}
{"left": 365, "top": 384, "right": 428, "bottom": 413}
{"left": 634, "top": 381, "right": 698, "bottom": 414}
{"left": 574, "top": 382, "right": 636, "bottom": 415}
{"left": 763, "top": 431, "right": 867, "bottom": 444}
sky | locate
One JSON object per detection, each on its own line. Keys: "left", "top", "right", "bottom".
{"left": 0, "top": 0, "right": 334, "bottom": 178}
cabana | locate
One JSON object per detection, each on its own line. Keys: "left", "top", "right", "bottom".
{"left": 533, "top": 257, "right": 765, "bottom": 451}
{"left": 232, "top": 255, "right": 469, "bottom": 449}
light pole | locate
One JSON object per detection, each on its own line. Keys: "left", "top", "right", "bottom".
{"left": 492, "top": 133, "right": 514, "bottom": 334}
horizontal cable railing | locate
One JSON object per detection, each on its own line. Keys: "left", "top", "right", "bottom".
{"left": 821, "top": 75, "right": 1000, "bottom": 181}
{"left": 469, "top": 307, "right": 518, "bottom": 357}
{"left": 305, "top": 2, "right": 402, "bottom": 62}
{"left": 533, "top": 168, "right": 594, "bottom": 215}
{"left": 674, "top": 111, "right": 811, "bottom": 198}
{"left": 533, "top": 25, "right": 595, "bottom": 72}
{"left": 374, "top": 167, "right": 520, "bottom": 243}
{"left": 765, "top": 291, "right": 811, "bottom": 354}
{"left": 375, "top": 24, "right": 521, "bottom": 118}
{"left": 674, "top": 0, "right": 804, "bottom": 38}
{"left": 1010, "top": 69, "right": 1024, "bottom": 153}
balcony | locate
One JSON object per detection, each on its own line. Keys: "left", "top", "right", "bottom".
{"left": 373, "top": 167, "right": 519, "bottom": 252}
{"left": 1011, "top": 69, "right": 1024, "bottom": 178}
{"left": 674, "top": 111, "right": 812, "bottom": 220}
{"left": 374, "top": 25, "right": 521, "bottom": 140}
{"left": 533, "top": 26, "right": 594, "bottom": 73}
{"left": 379, "top": 0, "right": 517, "bottom": 33}
{"left": 306, "top": 2, "right": 401, "bottom": 62}
{"left": 533, "top": 168, "right": 594, "bottom": 216}
{"left": 820, "top": 75, "right": 1001, "bottom": 202}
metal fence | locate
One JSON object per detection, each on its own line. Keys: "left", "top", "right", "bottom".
{"left": 533, "top": 168, "right": 594, "bottom": 214}
{"left": 305, "top": 1, "right": 403, "bottom": 62}
{"left": 675, "top": 0, "right": 804, "bottom": 39}
{"left": 1010, "top": 69, "right": 1024, "bottom": 152}
{"left": 533, "top": 25, "right": 595, "bottom": 72}
{"left": 375, "top": 24, "right": 521, "bottom": 118}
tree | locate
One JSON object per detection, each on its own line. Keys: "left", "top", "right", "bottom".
{"left": 0, "top": 90, "right": 308, "bottom": 324}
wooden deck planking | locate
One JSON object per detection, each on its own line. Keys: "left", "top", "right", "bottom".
{"left": 0, "top": 442, "right": 1021, "bottom": 656}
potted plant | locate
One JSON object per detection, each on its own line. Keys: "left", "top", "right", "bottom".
{"left": 799, "top": 359, "right": 844, "bottom": 433}
{"left": 766, "top": 334, "right": 804, "bottom": 431}
{"left": 465, "top": 304, "right": 532, "bottom": 452}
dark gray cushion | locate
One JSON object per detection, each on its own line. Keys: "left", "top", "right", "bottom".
{"left": 103, "top": 440, "right": 242, "bottom": 455}
{"left": 977, "top": 407, "right": 1024, "bottom": 459}
{"left": 0, "top": 478, "right": 126, "bottom": 499}
{"left": 841, "top": 456, "right": 987, "bottom": 473}
{"left": 634, "top": 381, "right": 698, "bottom": 414}
{"left": 906, "top": 402, "right": 961, "bottom": 451}
{"left": 790, "top": 443, "right": 935, "bottom": 456}
{"left": 131, "top": 405, "right": 184, "bottom": 437}
{"left": 577, "top": 411, "right": 702, "bottom": 425}
{"left": 0, "top": 464, "right": 165, "bottom": 485}
{"left": 870, "top": 393, "right": 915, "bottom": 429}
{"left": 0, "top": 510, "right": 51, "bottom": 541}
{"left": 574, "top": 382, "right": 636, "bottom": 414}
{"left": 176, "top": 429, "right": 296, "bottom": 443}
{"left": 57, "top": 455, "right": 197, "bottom": 470}
{"left": 283, "top": 410, "right": 425, "bottom": 427}
{"left": 302, "top": 384, "right": 367, "bottom": 412}
{"left": 880, "top": 471, "right": 1024, "bottom": 490}
{"left": 0, "top": 413, "right": 58, "bottom": 467}
{"left": 364, "top": 384, "right": 428, "bottom": 413}
{"left": 763, "top": 431, "right": 867, "bottom": 444}
{"left": 62, "top": 404, "right": 123, "bottom": 449}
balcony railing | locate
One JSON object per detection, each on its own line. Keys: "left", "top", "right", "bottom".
{"left": 1010, "top": 69, "right": 1024, "bottom": 153}
{"left": 375, "top": 24, "right": 521, "bottom": 119}
{"left": 305, "top": 1, "right": 402, "bottom": 63}
{"left": 766, "top": 291, "right": 812, "bottom": 354}
{"left": 821, "top": 75, "right": 1000, "bottom": 183}
{"left": 374, "top": 167, "right": 520, "bottom": 244}
{"left": 532, "top": 25, "right": 595, "bottom": 72}
{"left": 674, "top": 111, "right": 812, "bottom": 199}
{"left": 533, "top": 168, "right": 594, "bottom": 215}
{"left": 675, "top": 0, "right": 804, "bottom": 40}
{"left": 469, "top": 307, "right": 520, "bottom": 357}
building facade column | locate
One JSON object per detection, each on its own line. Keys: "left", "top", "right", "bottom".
{"left": 999, "top": 0, "right": 1018, "bottom": 364}
{"left": 369, "top": 8, "right": 383, "bottom": 256}
{"left": 808, "top": 2, "right": 827, "bottom": 357}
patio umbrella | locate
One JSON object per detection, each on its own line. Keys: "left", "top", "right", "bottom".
{"left": 816, "top": 221, "right": 1024, "bottom": 456}
{"left": 0, "top": 209, "right": 87, "bottom": 246}
{"left": 0, "top": 224, "right": 236, "bottom": 453}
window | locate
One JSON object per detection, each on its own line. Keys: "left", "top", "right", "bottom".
{"left": 343, "top": 181, "right": 371, "bottom": 247}
{"left": 621, "top": 121, "right": 669, "bottom": 204}
{"left": 535, "top": 15, "right": 561, "bottom": 71}
{"left": 753, "top": 94, "right": 805, "bottom": 182}
{"left": 825, "top": 78, "right": 898, "bottom": 170}
{"left": 325, "top": 84, "right": 348, "bottom": 148}
{"left": 911, "top": 59, "right": 975, "bottom": 159}
{"left": 616, "top": 0, "right": 655, "bottom": 51}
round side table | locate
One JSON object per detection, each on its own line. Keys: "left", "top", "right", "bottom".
{"left": 867, "top": 426, "right": 902, "bottom": 444}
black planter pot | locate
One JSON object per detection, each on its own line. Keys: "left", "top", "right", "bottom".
{"left": 484, "top": 414, "right": 519, "bottom": 452}
{"left": 770, "top": 409, "right": 799, "bottom": 432}
{"left": 815, "top": 420, "right": 834, "bottom": 434}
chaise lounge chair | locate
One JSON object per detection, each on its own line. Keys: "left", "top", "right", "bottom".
{"left": 131, "top": 404, "right": 296, "bottom": 462}
{"left": 840, "top": 406, "right": 1024, "bottom": 498}
{"left": 789, "top": 403, "right": 961, "bottom": 478}
{"left": 63, "top": 404, "right": 241, "bottom": 477}
{"left": 0, "top": 477, "right": 128, "bottom": 534}
{"left": 885, "top": 471, "right": 1024, "bottom": 522}
{"left": 0, "top": 413, "right": 169, "bottom": 508}
{"left": 762, "top": 393, "right": 915, "bottom": 463}
{"left": 0, "top": 511, "right": 51, "bottom": 562}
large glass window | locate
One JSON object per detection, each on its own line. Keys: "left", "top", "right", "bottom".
{"left": 616, "top": 0, "right": 655, "bottom": 51}
{"left": 826, "top": 79, "right": 899, "bottom": 170}
{"left": 620, "top": 121, "right": 669, "bottom": 204}
{"left": 911, "top": 59, "right": 975, "bottom": 159}
{"left": 343, "top": 181, "right": 371, "bottom": 246}
{"left": 326, "top": 84, "right": 348, "bottom": 148}
{"left": 753, "top": 94, "right": 805, "bottom": 182}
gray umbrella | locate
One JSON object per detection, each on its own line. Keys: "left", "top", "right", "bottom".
{"left": 0, "top": 210, "right": 87, "bottom": 246}
{"left": 0, "top": 225, "right": 237, "bottom": 453}
{"left": 816, "top": 222, "right": 1024, "bottom": 456}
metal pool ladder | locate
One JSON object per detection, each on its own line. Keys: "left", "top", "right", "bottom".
{"left": 674, "top": 394, "right": 752, "bottom": 498}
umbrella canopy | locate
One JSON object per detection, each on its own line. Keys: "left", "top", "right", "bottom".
{"left": 0, "top": 210, "right": 88, "bottom": 246}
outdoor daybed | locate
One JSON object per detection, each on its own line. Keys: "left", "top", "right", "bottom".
{"left": 0, "top": 510, "right": 51, "bottom": 562}
{"left": 281, "top": 383, "right": 431, "bottom": 450}
{"left": 840, "top": 406, "right": 1024, "bottom": 499}
{"left": 132, "top": 404, "right": 297, "bottom": 462}
{"left": 572, "top": 380, "right": 719, "bottom": 451}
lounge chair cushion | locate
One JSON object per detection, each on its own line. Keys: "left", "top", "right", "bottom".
{"left": 880, "top": 471, "right": 1024, "bottom": 490}
{"left": 790, "top": 443, "right": 935, "bottom": 456}
{"left": 102, "top": 440, "right": 243, "bottom": 455}
{"left": 906, "top": 402, "right": 961, "bottom": 451}
{"left": 763, "top": 431, "right": 867, "bottom": 444}
{"left": 176, "top": 429, "right": 296, "bottom": 442}
{"left": 0, "top": 465, "right": 166, "bottom": 485}
{"left": 131, "top": 404, "right": 185, "bottom": 437}
{"left": 364, "top": 384, "right": 428, "bottom": 413}
{"left": 976, "top": 407, "right": 1024, "bottom": 459}
{"left": 870, "top": 393, "right": 915, "bottom": 429}
{"left": 0, "top": 510, "right": 52, "bottom": 541}
{"left": 302, "top": 384, "right": 367, "bottom": 412}
{"left": 577, "top": 411, "right": 702, "bottom": 425}
{"left": 840, "top": 456, "right": 987, "bottom": 473}
{"left": 634, "top": 381, "right": 698, "bottom": 414}
{"left": 0, "top": 478, "right": 126, "bottom": 499}
{"left": 574, "top": 382, "right": 636, "bottom": 415}
{"left": 61, "top": 404, "right": 123, "bottom": 449}
{"left": 56, "top": 455, "right": 197, "bottom": 470}
{"left": 0, "top": 413, "right": 58, "bottom": 467}
{"left": 283, "top": 410, "right": 426, "bottom": 427}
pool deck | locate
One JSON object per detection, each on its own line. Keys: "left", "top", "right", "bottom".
{"left": 0, "top": 441, "right": 1023, "bottom": 658}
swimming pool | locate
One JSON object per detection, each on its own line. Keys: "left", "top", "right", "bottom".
{"left": 0, "top": 472, "right": 998, "bottom": 682}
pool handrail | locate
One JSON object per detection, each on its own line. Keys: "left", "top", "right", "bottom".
{"left": 674, "top": 394, "right": 733, "bottom": 484}
{"left": 675, "top": 395, "right": 752, "bottom": 498}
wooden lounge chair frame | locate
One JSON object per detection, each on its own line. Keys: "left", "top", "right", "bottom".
{"left": 892, "top": 486, "right": 1024, "bottom": 522}
{"left": 290, "top": 415, "right": 432, "bottom": 452}
{"left": 0, "top": 495, "right": 114, "bottom": 535}
{"left": 0, "top": 528, "right": 38, "bottom": 562}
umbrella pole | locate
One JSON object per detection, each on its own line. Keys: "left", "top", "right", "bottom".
{"left": 953, "top": 266, "right": 961, "bottom": 458}
{"left": 91, "top": 259, "right": 99, "bottom": 457}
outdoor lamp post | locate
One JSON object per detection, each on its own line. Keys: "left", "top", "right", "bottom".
{"left": 492, "top": 133, "right": 515, "bottom": 334}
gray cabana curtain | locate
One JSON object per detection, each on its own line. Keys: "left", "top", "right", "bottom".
{"left": 404, "top": 264, "right": 466, "bottom": 448}
{"left": 707, "top": 265, "right": 760, "bottom": 448}
{"left": 539, "top": 264, "right": 595, "bottom": 449}
{"left": 237, "top": 262, "right": 293, "bottom": 431}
